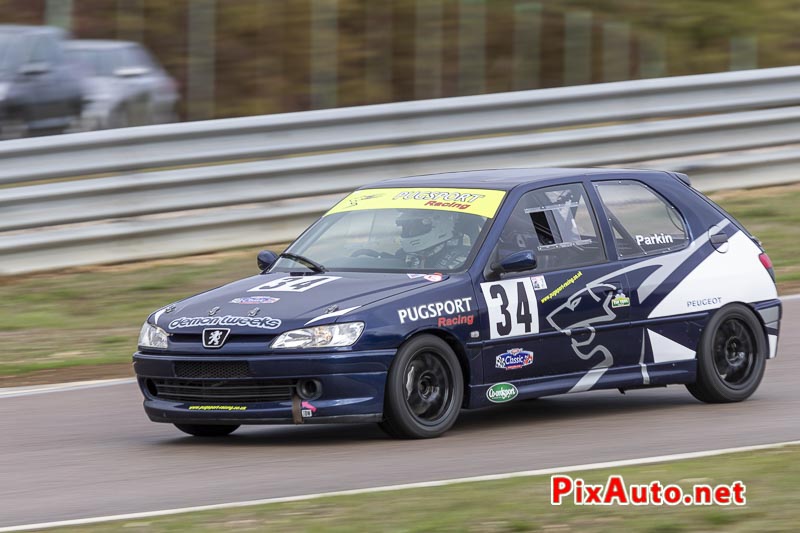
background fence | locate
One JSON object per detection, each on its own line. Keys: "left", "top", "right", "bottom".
{"left": 2, "top": 66, "right": 800, "bottom": 275}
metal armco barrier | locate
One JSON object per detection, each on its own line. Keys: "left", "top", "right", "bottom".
{"left": 2, "top": 66, "right": 800, "bottom": 274}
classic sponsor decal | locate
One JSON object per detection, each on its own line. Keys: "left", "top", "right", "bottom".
{"left": 687, "top": 297, "right": 722, "bottom": 309}
{"left": 481, "top": 278, "right": 540, "bottom": 339}
{"left": 495, "top": 348, "right": 534, "bottom": 370}
{"left": 202, "top": 328, "right": 230, "bottom": 348}
{"left": 611, "top": 292, "right": 631, "bottom": 309}
{"left": 398, "top": 297, "right": 474, "bottom": 324}
{"left": 437, "top": 314, "right": 475, "bottom": 327}
{"left": 530, "top": 275, "right": 547, "bottom": 290}
{"left": 540, "top": 271, "right": 583, "bottom": 304}
{"left": 248, "top": 276, "right": 340, "bottom": 293}
{"left": 636, "top": 233, "right": 675, "bottom": 246}
{"left": 188, "top": 405, "right": 247, "bottom": 411}
{"left": 325, "top": 187, "right": 507, "bottom": 219}
{"left": 230, "top": 296, "right": 280, "bottom": 304}
{"left": 486, "top": 382, "right": 519, "bottom": 403}
{"left": 169, "top": 315, "right": 282, "bottom": 330}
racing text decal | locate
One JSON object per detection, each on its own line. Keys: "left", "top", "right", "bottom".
{"left": 398, "top": 297, "right": 474, "bottom": 324}
{"left": 325, "top": 188, "right": 506, "bottom": 219}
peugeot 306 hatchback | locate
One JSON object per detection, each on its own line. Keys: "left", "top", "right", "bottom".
{"left": 134, "top": 168, "right": 780, "bottom": 439}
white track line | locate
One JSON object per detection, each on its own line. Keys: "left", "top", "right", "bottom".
{"left": 2, "top": 439, "right": 798, "bottom": 532}
{"left": 0, "top": 378, "right": 135, "bottom": 399}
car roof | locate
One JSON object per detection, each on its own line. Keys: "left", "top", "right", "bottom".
{"left": 65, "top": 39, "right": 138, "bottom": 50}
{"left": 369, "top": 168, "right": 673, "bottom": 191}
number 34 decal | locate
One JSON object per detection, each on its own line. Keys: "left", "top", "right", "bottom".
{"left": 480, "top": 278, "right": 540, "bottom": 339}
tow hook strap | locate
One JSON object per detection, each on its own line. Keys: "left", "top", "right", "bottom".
{"left": 292, "top": 394, "right": 303, "bottom": 424}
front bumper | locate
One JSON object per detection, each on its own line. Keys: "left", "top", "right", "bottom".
{"left": 133, "top": 349, "right": 395, "bottom": 425}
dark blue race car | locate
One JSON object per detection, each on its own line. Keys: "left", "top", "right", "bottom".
{"left": 134, "top": 168, "right": 781, "bottom": 438}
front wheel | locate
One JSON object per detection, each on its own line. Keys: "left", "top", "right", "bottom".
{"left": 174, "top": 424, "right": 240, "bottom": 437}
{"left": 686, "top": 303, "right": 766, "bottom": 403}
{"left": 380, "top": 334, "right": 463, "bottom": 439}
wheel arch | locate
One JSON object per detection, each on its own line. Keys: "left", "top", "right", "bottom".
{"left": 703, "top": 301, "right": 769, "bottom": 352}
{"left": 401, "top": 328, "right": 473, "bottom": 408}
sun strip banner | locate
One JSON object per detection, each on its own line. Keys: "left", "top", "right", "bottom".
{"left": 325, "top": 188, "right": 507, "bottom": 219}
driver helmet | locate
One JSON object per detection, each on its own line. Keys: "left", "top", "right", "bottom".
{"left": 396, "top": 211, "right": 455, "bottom": 254}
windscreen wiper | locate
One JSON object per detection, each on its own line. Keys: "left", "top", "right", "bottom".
{"left": 279, "top": 252, "right": 327, "bottom": 273}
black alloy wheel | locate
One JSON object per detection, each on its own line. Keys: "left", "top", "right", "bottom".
{"left": 380, "top": 334, "right": 463, "bottom": 439}
{"left": 687, "top": 303, "right": 767, "bottom": 403}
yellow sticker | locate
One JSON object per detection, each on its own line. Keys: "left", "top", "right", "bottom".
{"left": 326, "top": 188, "right": 507, "bottom": 219}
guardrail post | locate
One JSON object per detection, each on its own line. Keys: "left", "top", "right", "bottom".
{"left": 602, "top": 21, "right": 630, "bottom": 82}
{"left": 730, "top": 36, "right": 758, "bottom": 71}
{"left": 187, "top": 0, "right": 216, "bottom": 120}
{"left": 564, "top": 10, "right": 592, "bottom": 85}
{"left": 116, "top": 0, "right": 144, "bottom": 42}
{"left": 310, "top": 0, "right": 339, "bottom": 109}
{"left": 45, "top": 0, "right": 73, "bottom": 31}
{"left": 458, "top": 0, "right": 486, "bottom": 96}
{"left": 638, "top": 33, "right": 666, "bottom": 78}
{"left": 513, "top": 1, "right": 542, "bottom": 90}
{"left": 366, "top": 0, "right": 393, "bottom": 103}
{"left": 416, "top": 0, "right": 444, "bottom": 99}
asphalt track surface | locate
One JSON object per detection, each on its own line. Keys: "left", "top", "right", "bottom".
{"left": 2, "top": 301, "right": 800, "bottom": 528}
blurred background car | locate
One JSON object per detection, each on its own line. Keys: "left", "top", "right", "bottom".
{"left": 0, "top": 24, "right": 82, "bottom": 139}
{"left": 65, "top": 39, "right": 179, "bottom": 130}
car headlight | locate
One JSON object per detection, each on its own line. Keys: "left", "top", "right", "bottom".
{"left": 271, "top": 322, "right": 364, "bottom": 349}
{"left": 138, "top": 321, "right": 169, "bottom": 349}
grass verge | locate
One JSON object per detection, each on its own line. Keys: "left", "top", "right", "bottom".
{"left": 1, "top": 183, "right": 799, "bottom": 381}
{"left": 42, "top": 444, "right": 800, "bottom": 532}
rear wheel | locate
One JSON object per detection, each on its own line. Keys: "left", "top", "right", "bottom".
{"left": 380, "top": 335, "right": 463, "bottom": 439}
{"left": 174, "top": 424, "right": 240, "bottom": 437}
{"left": 686, "top": 304, "right": 766, "bottom": 403}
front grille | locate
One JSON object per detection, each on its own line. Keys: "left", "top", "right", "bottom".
{"left": 169, "top": 333, "right": 276, "bottom": 345}
{"left": 174, "top": 361, "right": 252, "bottom": 379}
{"left": 150, "top": 378, "right": 295, "bottom": 403}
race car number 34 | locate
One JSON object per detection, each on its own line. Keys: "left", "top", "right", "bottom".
{"left": 481, "top": 278, "right": 540, "bottom": 339}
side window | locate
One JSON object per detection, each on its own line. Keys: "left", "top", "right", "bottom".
{"left": 595, "top": 180, "right": 688, "bottom": 259}
{"left": 488, "top": 183, "right": 606, "bottom": 275}
{"left": 28, "top": 36, "right": 60, "bottom": 65}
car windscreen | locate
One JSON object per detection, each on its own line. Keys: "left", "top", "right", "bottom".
{"left": 272, "top": 187, "right": 506, "bottom": 273}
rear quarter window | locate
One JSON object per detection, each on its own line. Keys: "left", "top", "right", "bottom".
{"left": 595, "top": 180, "right": 688, "bottom": 259}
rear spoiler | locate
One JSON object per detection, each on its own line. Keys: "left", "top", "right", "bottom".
{"left": 669, "top": 172, "right": 691, "bottom": 187}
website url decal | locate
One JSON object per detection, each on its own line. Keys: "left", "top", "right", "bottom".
{"left": 551, "top": 475, "right": 746, "bottom": 506}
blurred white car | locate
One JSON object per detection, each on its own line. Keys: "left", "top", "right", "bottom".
{"left": 66, "top": 39, "right": 179, "bottom": 130}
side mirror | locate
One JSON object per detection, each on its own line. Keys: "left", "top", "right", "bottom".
{"left": 114, "top": 66, "right": 149, "bottom": 78}
{"left": 257, "top": 250, "right": 278, "bottom": 271}
{"left": 493, "top": 250, "right": 537, "bottom": 274}
{"left": 19, "top": 62, "right": 50, "bottom": 76}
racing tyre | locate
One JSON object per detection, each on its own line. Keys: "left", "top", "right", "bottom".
{"left": 380, "top": 335, "right": 463, "bottom": 439}
{"left": 686, "top": 304, "right": 767, "bottom": 403}
{"left": 174, "top": 424, "right": 240, "bottom": 437}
